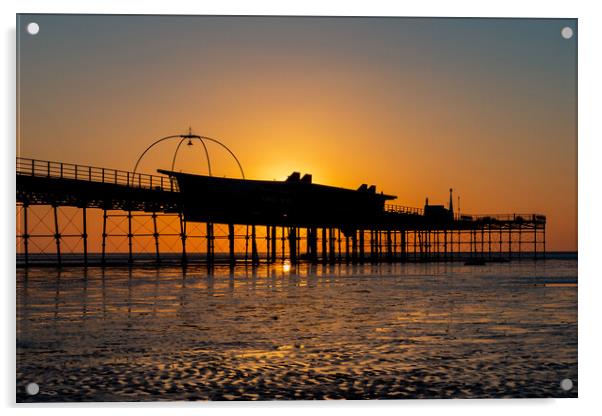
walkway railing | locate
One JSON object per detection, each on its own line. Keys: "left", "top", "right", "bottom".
{"left": 16, "top": 157, "right": 178, "bottom": 192}
{"left": 385, "top": 204, "right": 424, "bottom": 215}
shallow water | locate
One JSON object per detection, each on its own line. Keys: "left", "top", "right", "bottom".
{"left": 16, "top": 260, "right": 577, "bottom": 401}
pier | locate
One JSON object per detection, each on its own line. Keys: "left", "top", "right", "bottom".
{"left": 16, "top": 157, "right": 546, "bottom": 267}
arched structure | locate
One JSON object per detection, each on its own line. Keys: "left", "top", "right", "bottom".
{"left": 132, "top": 130, "right": 245, "bottom": 179}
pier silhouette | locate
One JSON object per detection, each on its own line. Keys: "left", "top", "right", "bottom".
{"left": 16, "top": 156, "right": 546, "bottom": 267}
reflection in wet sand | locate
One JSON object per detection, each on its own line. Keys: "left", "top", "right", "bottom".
{"left": 16, "top": 260, "right": 577, "bottom": 401}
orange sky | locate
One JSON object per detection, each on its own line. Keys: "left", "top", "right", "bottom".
{"left": 17, "top": 15, "right": 577, "bottom": 251}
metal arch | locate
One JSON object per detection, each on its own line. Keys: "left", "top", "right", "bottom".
{"left": 197, "top": 135, "right": 246, "bottom": 179}
{"left": 132, "top": 132, "right": 245, "bottom": 180}
{"left": 170, "top": 137, "right": 212, "bottom": 176}
{"left": 133, "top": 135, "right": 182, "bottom": 174}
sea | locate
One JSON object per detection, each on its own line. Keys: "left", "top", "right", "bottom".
{"left": 16, "top": 255, "right": 577, "bottom": 401}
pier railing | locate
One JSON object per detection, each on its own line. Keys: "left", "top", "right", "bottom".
{"left": 385, "top": 204, "right": 424, "bottom": 215}
{"left": 462, "top": 213, "right": 546, "bottom": 224}
{"left": 16, "top": 157, "right": 178, "bottom": 192}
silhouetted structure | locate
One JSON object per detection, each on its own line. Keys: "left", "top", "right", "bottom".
{"left": 16, "top": 157, "right": 546, "bottom": 266}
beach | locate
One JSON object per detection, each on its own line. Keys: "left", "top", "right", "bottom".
{"left": 16, "top": 259, "right": 577, "bottom": 401}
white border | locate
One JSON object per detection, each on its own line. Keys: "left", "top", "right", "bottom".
{"left": 2, "top": 1, "right": 600, "bottom": 415}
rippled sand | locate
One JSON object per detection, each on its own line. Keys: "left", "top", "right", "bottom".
{"left": 16, "top": 260, "right": 577, "bottom": 401}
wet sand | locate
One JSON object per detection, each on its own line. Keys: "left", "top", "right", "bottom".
{"left": 16, "top": 260, "right": 577, "bottom": 401}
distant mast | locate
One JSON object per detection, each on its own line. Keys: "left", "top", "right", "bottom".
{"left": 449, "top": 188, "right": 454, "bottom": 217}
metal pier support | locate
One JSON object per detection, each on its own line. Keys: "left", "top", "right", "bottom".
{"left": 53, "top": 205, "right": 61, "bottom": 266}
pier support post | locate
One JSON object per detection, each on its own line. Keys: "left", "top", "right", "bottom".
{"left": 359, "top": 230, "right": 365, "bottom": 263}
{"left": 368, "top": 230, "right": 373, "bottom": 262}
{"left": 386, "top": 230, "right": 392, "bottom": 262}
{"left": 281, "top": 226, "right": 286, "bottom": 261}
{"left": 443, "top": 229, "right": 447, "bottom": 261}
{"left": 229, "top": 224, "right": 236, "bottom": 265}
{"left": 271, "top": 225, "right": 277, "bottom": 263}
{"left": 53, "top": 205, "right": 61, "bottom": 266}
{"left": 322, "top": 228, "right": 327, "bottom": 263}
{"left": 329, "top": 228, "right": 335, "bottom": 263}
{"left": 337, "top": 228, "right": 341, "bottom": 262}
{"left": 518, "top": 223, "right": 522, "bottom": 260}
{"left": 345, "top": 233, "right": 350, "bottom": 263}
{"left": 351, "top": 230, "right": 358, "bottom": 263}
{"left": 533, "top": 222, "right": 537, "bottom": 260}
{"left": 251, "top": 225, "right": 259, "bottom": 265}
{"left": 82, "top": 206, "right": 88, "bottom": 266}
{"left": 101, "top": 209, "right": 107, "bottom": 264}
{"left": 487, "top": 224, "right": 492, "bottom": 260}
{"left": 289, "top": 227, "right": 297, "bottom": 264}
{"left": 508, "top": 226, "right": 512, "bottom": 261}
{"left": 543, "top": 225, "right": 546, "bottom": 259}
{"left": 401, "top": 229, "right": 406, "bottom": 262}
{"left": 23, "top": 204, "right": 29, "bottom": 266}
{"left": 266, "top": 225, "right": 271, "bottom": 262}
{"left": 127, "top": 210, "right": 133, "bottom": 264}
{"left": 179, "top": 213, "right": 187, "bottom": 264}
{"left": 499, "top": 227, "right": 503, "bottom": 259}
{"left": 152, "top": 212, "right": 160, "bottom": 264}
{"left": 207, "top": 222, "right": 214, "bottom": 264}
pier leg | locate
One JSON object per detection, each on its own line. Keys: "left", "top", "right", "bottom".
{"left": 488, "top": 224, "right": 492, "bottom": 260}
{"left": 508, "top": 226, "right": 512, "bottom": 261}
{"left": 152, "top": 212, "right": 160, "bottom": 264}
{"left": 281, "top": 227, "right": 286, "bottom": 261}
{"left": 127, "top": 210, "right": 133, "bottom": 264}
{"left": 266, "top": 225, "right": 270, "bottom": 262}
{"left": 443, "top": 229, "right": 447, "bottom": 261}
{"left": 252, "top": 225, "right": 259, "bottom": 265}
{"left": 368, "top": 230, "right": 373, "bottom": 262}
{"left": 533, "top": 223, "right": 537, "bottom": 260}
{"left": 271, "top": 225, "right": 277, "bottom": 263}
{"left": 458, "top": 226, "right": 462, "bottom": 259}
{"left": 289, "top": 227, "right": 297, "bottom": 264}
{"left": 102, "top": 209, "right": 107, "bottom": 264}
{"left": 53, "top": 205, "right": 61, "bottom": 266}
{"left": 229, "top": 224, "right": 236, "bottom": 265}
{"left": 351, "top": 230, "right": 357, "bottom": 263}
{"left": 469, "top": 230, "right": 474, "bottom": 258}
{"left": 518, "top": 223, "right": 522, "bottom": 260}
{"left": 329, "top": 228, "right": 335, "bottom": 263}
{"left": 345, "top": 233, "right": 350, "bottom": 263}
{"left": 244, "top": 226, "right": 249, "bottom": 262}
{"left": 499, "top": 227, "right": 503, "bottom": 259}
{"left": 23, "top": 204, "right": 29, "bottom": 266}
{"left": 179, "top": 213, "right": 187, "bottom": 264}
{"left": 386, "top": 230, "right": 392, "bottom": 262}
{"left": 401, "top": 229, "right": 406, "bottom": 262}
{"left": 207, "top": 222, "right": 214, "bottom": 264}
{"left": 543, "top": 225, "right": 546, "bottom": 259}
{"left": 449, "top": 227, "right": 454, "bottom": 261}
{"left": 359, "top": 230, "right": 365, "bottom": 263}
{"left": 82, "top": 206, "right": 88, "bottom": 266}
{"left": 322, "top": 228, "right": 327, "bottom": 263}
{"left": 337, "top": 229, "right": 342, "bottom": 262}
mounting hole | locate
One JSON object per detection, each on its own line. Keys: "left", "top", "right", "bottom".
{"left": 25, "top": 382, "right": 39, "bottom": 395}
{"left": 560, "top": 378, "right": 573, "bottom": 391}
{"left": 561, "top": 26, "right": 573, "bottom": 39}
{"left": 26, "top": 22, "right": 40, "bottom": 35}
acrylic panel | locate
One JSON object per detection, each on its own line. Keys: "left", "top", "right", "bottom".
{"left": 16, "top": 14, "right": 577, "bottom": 402}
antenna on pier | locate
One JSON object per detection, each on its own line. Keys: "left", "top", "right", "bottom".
{"left": 457, "top": 195, "right": 461, "bottom": 217}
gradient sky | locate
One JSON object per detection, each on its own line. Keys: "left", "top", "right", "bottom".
{"left": 17, "top": 15, "right": 577, "bottom": 251}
